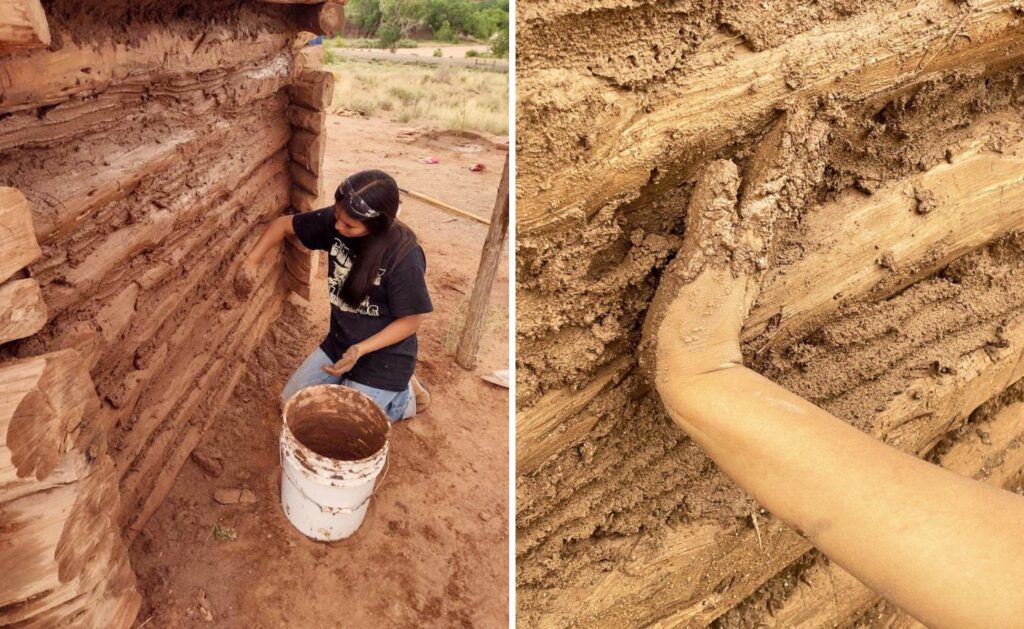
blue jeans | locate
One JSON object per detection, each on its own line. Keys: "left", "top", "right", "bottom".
{"left": 281, "top": 347, "right": 415, "bottom": 422}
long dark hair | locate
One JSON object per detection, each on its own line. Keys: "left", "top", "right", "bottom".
{"left": 335, "top": 170, "right": 419, "bottom": 308}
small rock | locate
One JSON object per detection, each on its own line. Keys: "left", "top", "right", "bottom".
{"left": 214, "top": 488, "right": 256, "bottom": 505}
{"left": 478, "top": 510, "right": 491, "bottom": 522}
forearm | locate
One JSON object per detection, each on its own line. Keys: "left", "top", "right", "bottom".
{"left": 245, "top": 215, "right": 293, "bottom": 266}
{"left": 357, "top": 314, "right": 425, "bottom": 354}
{"left": 663, "top": 367, "right": 1024, "bottom": 629}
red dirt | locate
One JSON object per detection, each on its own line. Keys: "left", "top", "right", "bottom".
{"left": 129, "top": 114, "right": 509, "bottom": 628}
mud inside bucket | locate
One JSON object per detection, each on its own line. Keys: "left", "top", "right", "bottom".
{"left": 284, "top": 385, "right": 390, "bottom": 462}
{"left": 280, "top": 385, "right": 391, "bottom": 541}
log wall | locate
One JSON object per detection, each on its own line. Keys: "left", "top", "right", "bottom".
{"left": 516, "top": 1, "right": 1024, "bottom": 626}
{"left": 0, "top": 0, "right": 337, "bottom": 624}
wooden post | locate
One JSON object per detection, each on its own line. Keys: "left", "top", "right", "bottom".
{"left": 0, "top": 0, "right": 50, "bottom": 54}
{"left": 455, "top": 155, "right": 508, "bottom": 370}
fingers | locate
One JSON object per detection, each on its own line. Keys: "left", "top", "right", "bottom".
{"left": 321, "top": 357, "right": 356, "bottom": 377}
{"left": 321, "top": 363, "right": 346, "bottom": 377}
{"left": 639, "top": 160, "right": 741, "bottom": 380}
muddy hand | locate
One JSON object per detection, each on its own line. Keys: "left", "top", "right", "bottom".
{"left": 233, "top": 262, "right": 257, "bottom": 300}
{"left": 639, "top": 159, "right": 768, "bottom": 411}
{"left": 322, "top": 345, "right": 362, "bottom": 377}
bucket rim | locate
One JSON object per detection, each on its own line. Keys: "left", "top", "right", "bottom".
{"left": 281, "top": 384, "right": 391, "bottom": 467}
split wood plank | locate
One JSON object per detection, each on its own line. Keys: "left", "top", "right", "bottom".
{"left": 288, "top": 69, "right": 335, "bottom": 111}
{"left": 0, "top": 0, "right": 50, "bottom": 54}
{"left": 757, "top": 401, "right": 1024, "bottom": 628}
{"left": 0, "top": 187, "right": 42, "bottom": 283}
{"left": 532, "top": 314, "right": 1024, "bottom": 627}
{"left": 0, "top": 277, "right": 46, "bottom": 344}
{"left": 518, "top": 0, "right": 1024, "bottom": 233}
{"left": 297, "top": 2, "right": 345, "bottom": 36}
{"left": 0, "top": 349, "right": 97, "bottom": 489}
{"left": 456, "top": 155, "right": 509, "bottom": 369}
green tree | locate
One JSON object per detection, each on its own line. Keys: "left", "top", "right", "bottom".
{"left": 436, "top": 20, "right": 457, "bottom": 43}
{"left": 490, "top": 23, "right": 508, "bottom": 57}
{"left": 345, "top": 0, "right": 382, "bottom": 33}
{"left": 378, "top": 0, "right": 426, "bottom": 51}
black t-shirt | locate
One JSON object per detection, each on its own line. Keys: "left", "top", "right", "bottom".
{"left": 292, "top": 207, "right": 433, "bottom": 391}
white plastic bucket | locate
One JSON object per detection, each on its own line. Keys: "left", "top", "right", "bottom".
{"left": 279, "top": 384, "right": 390, "bottom": 541}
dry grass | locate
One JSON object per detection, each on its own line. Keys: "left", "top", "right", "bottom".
{"left": 326, "top": 58, "right": 508, "bottom": 135}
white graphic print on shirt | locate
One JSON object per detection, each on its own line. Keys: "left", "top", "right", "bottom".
{"left": 327, "top": 239, "right": 384, "bottom": 317}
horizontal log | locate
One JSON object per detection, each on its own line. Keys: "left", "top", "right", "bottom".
{"left": 0, "top": 52, "right": 290, "bottom": 154}
{"left": 0, "top": 24, "right": 291, "bottom": 113}
{"left": 286, "top": 104, "right": 327, "bottom": 134}
{"left": 34, "top": 115, "right": 290, "bottom": 318}
{"left": 757, "top": 400, "right": 1024, "bottom": 628}
{"left": 0, "top": 278, "right": 46, "bottom": 344}
{"left": 23, "top": 99, "right": 288, "bottom": 247}
{"left": 297, "top": 2, "right": 345, "bottom": 36}
{"left": 289, "top": 128, "right": 326, "bottom": 175}
{"left": 532, "top": 314, "right": 1024, "bottom": 627}
{"left": 0, "top": 0, "right": 49, "bottom": 54}
{"left": 291, "top": 186, "right": 319, "bottom": 213}
{"left": 0, "top": 187, "right": 42, "bottom": 283}
{"left": 746, "top": 117, "right": 1024, "bottom": 344}
{"left": 0, "top": 349, "right": 97, "bottom": 488}
{"left": 516, "top": 357, "right": 632, "bottom": 475}
{"left": 518, "top": 0, "right": 1024, "bottom": 233}
{"left": 288, "top": 69, "right": 335, "bottom": 111}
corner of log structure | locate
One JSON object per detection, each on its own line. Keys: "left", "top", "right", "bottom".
{"left": 0, "top": 0, "right": 50, "bottom": 54}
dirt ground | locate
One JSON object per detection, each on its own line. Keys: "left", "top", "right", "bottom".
{"left": 129, "top": 115, "right": 510, "bottom": 628}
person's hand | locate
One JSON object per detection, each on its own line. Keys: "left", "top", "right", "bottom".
{"left": 233, "top": 261, "right": 258, "bottom": 300}
{"left": 322, "top": 344, "right": 363, "bottom": 377}
{"left": 639, "top": 159, "right": 767, "bottom": 418}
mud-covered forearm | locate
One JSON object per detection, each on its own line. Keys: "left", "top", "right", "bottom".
{"left": 645, "top": 156, "right": 1024, "bottom": 627}
{"left": 663, "top": 365, "right": 1024, "bottom": 629}
{"left": 245, "top": 215, "right": 294, "bottom": 267}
